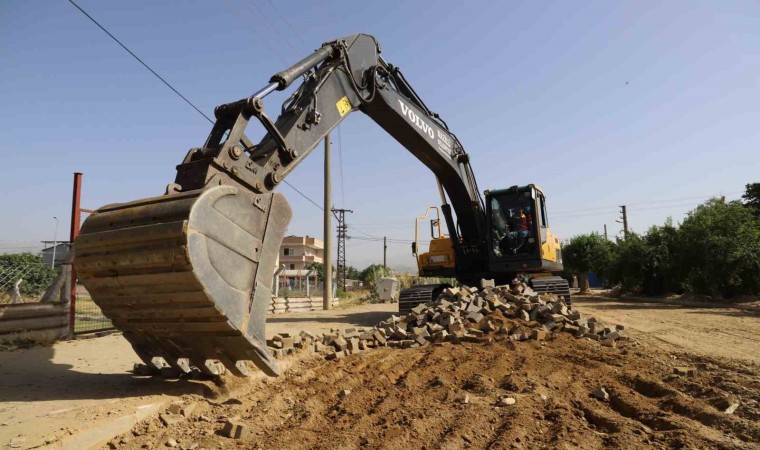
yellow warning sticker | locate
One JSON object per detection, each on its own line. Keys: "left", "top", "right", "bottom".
{"left": 336, "top": 96, "right": 352, "bottom": 117}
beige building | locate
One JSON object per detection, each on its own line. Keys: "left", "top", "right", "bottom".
{"left": 278, "top": 235, "right": 324, "bottom": 271}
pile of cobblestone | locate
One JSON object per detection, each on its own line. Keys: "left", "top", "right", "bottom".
{"left": 266, "top": 283, "right": 626, "bottom": 360}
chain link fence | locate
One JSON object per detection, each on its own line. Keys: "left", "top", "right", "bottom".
{"left": 73, "top": 284, "right": 113, "bottom": 334}
{"left": 0, "top": 252, "right": 113, "bottom": 334}
{"left": 276, "top": 277, "right": 329, "bottom": 298}
{"left": 0, "top": 258, "right": 55, "bottom": 304}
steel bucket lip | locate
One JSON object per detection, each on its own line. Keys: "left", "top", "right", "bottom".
{"left": 74, "top": 186, "right": 292, "bottom": 377}
{"left": 95, "top": 188, "right": 206, "bottom": 213}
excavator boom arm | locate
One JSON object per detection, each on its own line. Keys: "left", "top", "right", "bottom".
{"left": 73, "top": 34, "right": 491, "bottom": 379}
{"left": 175, "top": 34, "right": 485, "bottom": 250}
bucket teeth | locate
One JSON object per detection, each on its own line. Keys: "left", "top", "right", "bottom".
{"left": 176, "top": 358, "right": 192, "bottom": 374}
{"left": 203, "top": 360, "right": 226, "bottom": 377}
{"left": 74, "top": 185, "right": 292, "bottom": 378}
{"left": 234, "top": 361, "right": 251, "bottom": 377}
{"left": 151, "top": 356, "right": 169, "bottom": 370}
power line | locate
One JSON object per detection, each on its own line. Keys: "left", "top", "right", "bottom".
{"left": 246, "top": 0, "right": 300, "bottom": 54}
{"left": 68, "top": 0, "right": 326, "bottom": 212}
{"left": 219, "top": 0, "right": 291, "bottom": 66}
{"left": 349, "top": 236, "right": 420, "bottom": 244}
{"left": 264, "top": 0, "right": 308, "bottom": 47}
{"left": 350, "top": 226, "right": 381, "bottom": 239}
{"left": 550, "top": 191, "right": 742, "bottom": 216}
{"left": 342, "top": 223, "right": 411, "bottom": 229}
{"left": 553, "top": 200, "right": 717, "bottom": 220}
{"left": 283, "top": 181, "right": 324, "bottom": 211}
{"left": 67, "top": 0, "right": 213, "bottom": 123}
{"left": 349, "top": 220, "right": 411, "bottom": 226}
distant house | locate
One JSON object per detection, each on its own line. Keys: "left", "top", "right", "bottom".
{"left": 278, "top": 235, "right": 324, "bottom": 271}
{"left": 41, "top": 242, "right": 70, "bottom": 267}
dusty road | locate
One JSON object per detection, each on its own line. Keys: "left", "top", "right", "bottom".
{"left": 1, "top": 298, "right": 758, "bottom": 449}
{"left": 0, "top": 303, "right": 398, "bottom": 449}
{"left": 573, "top": 296, "right": 760, "bottom": 363}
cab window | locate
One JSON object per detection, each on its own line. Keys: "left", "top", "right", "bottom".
{"left": 489, "top": 190, "right": 538, "bottom": 257}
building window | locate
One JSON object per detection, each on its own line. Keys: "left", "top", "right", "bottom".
{"left": 289, "top": 264, "right": 295, "bottom": 270}
{"left": 283, "top": 248, "right": 293, "bottom": 256}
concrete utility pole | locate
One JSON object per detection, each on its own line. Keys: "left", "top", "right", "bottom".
{"left": 323, "top": 134, "right": 332, "bottom": 310}
{"left": 603, "top": 224, "right": 608, "bottom": 241}
{"left": 383, "top": 236, "right": 387, "bottom": 269}
{"left": 618, "top": 205, "right": 629, "bottom": 240}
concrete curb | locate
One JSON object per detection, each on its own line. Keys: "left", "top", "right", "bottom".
{"left": 46, "top": 357, "right": 301, "bottom": 449}
{"left": 51, "top": 401, "right": 168, "bottom": 450}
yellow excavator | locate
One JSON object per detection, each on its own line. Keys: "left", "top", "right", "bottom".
{"left": 74, "top": 34, "right": 568, "bottom": 378}
{"left": 403, "top": 183, "right": 568, "bottom": 314}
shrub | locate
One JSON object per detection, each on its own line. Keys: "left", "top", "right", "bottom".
{"left": 0, "top": 252, "right": 56, "bottom": 296}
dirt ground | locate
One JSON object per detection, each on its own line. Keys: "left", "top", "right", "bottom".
{"left": 1, "top": 297, "right": 759, "bottom": 449}
{"left": 0, "top": 303, "right": 398, "bottom": 449}
{"left": 574, "top": 296, "right": 760, "bottom": 364}
{"left": 105, "top": 296, "right": 758, "bottom": 450}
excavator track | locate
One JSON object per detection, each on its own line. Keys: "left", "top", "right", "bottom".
{"left": 398, "top": 284, "right": 451, "bottom": 315}
{"left": 74, "top": 185, "right": 291, "bottom": 377}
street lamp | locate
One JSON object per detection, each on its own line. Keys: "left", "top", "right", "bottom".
{"left": 51, "top": 216, "right": 59, "bottom": 268}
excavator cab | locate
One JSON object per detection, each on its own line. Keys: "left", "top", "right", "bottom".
{"left": 485, "top": 185, "right": 563, "bottom": 275}
{"left": 412, "top": 185, "right": 563, "bottom": 280}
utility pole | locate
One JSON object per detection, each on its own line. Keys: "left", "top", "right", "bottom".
{"left": 51, "top": 216, "right": 59, "bottom": 268}
{"left": 618, "top": 205, "right": 629, "bottom": 240}
{"left": 331, "top": 208, "right": 353, "bottom": 291}
{"left": 323, "top": 134, "right": 332, "bottom": 310}
{"left": 383, "top": 236, "right": 387, "bottom": 269}
{"left": 603, "top": 224, "right": 608, "bottom": 241}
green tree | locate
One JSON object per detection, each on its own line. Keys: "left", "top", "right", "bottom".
{"left": 561, "top": 187, "right": 760, "bottom": 299}
{"left": 606, "top": 221, "right": 684, "bottom": 295}
{"left": 677, "top": 198, "right": 760, "bottom": 297}
{"left": 562, "top": 233, "right": 616, "bottom": 294}
{"left": 0, "top": 252, "right": 56, "bottom": 296}
{"left": 345, "top": 265, "right": 361, "bottom": 280}
{"left": 743, "top": 182, "right": 760, "bottom": 214}
{"left": 359, "top": 264, "right": 393, "bottom": 284}
{"left": 606, "top": 232, "right": 647, "bottom": 292}
{"left": 641, "top": 220, "right": 683, "bottom": 295}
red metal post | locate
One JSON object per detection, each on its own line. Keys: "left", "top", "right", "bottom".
{"left": 69, "top": 172, "right": 83, "bottom": 335}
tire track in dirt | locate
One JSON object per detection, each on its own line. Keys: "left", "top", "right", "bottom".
{"left": 110, "top": 329, "right": 759, "bottom": 450}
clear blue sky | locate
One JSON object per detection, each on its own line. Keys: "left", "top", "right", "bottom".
{"left": 1, "top": 0, "right": 757, "bottom": 271}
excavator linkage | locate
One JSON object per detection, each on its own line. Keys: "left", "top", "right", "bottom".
{"left": 74, "top": 185, "right": 291, "bottom": 377}
{"left": 71, "top": 33, "right": 568, "bottom": 379}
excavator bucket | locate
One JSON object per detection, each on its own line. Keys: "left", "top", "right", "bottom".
{"left": 73, "top": 185, "right": 291, "bottom": 377}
